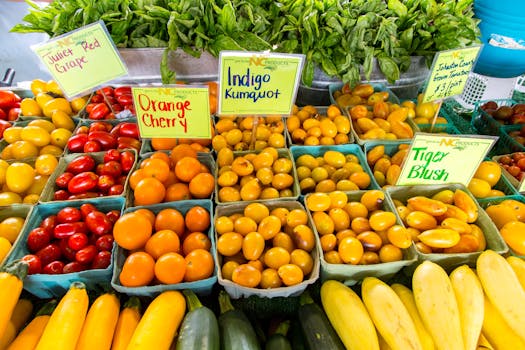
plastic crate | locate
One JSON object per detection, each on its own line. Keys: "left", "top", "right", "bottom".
{"left": 0, "top": 204, "right": 33, "bottom": 268}
{"left": 39, "top": 149, "right": 137, "bottom": 203}
{"left": 5, "top": 197, "right": 125, "bottom": 298}
{"left": 290, "top": 144, "right": 380, "bottom": 193}
{"left": 215, "top": 148, "right": 299, "bottom": 205}
{"left": 305, "top": 190, "right": 417, "bottom": 286}
{"left": 417, "top": 123, "right": 461, "bottom": 135}
{"left": 111, "top": 199, "right": 216, "bottom": 297}
{"left": 491, "top": 154, "right": 525, "bottom": 194}
{"left": 386, "top": 184, "right": 509, "bottom": 273}
{"left": 215, "top": 200, "right": 320, "bottom": 298}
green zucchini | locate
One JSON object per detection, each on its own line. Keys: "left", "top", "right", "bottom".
{"left": 297, "top": 292, "right": 345, "bottom": 350}
{"left": 218, "top": 290, "right": 261, "bottom": 350}
{"left": 175, "top": 289, "right": 219, "bottom": 350}
{"left": 265, "top": 320, "right": 292, "bottom": 350}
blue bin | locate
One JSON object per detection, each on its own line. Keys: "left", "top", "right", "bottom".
{"left": 473, "top": 1, "right": 525, "bottom": 77}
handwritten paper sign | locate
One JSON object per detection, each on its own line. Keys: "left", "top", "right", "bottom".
{"left": 396, "top": 133, "right": 497, "bottom": 186}
{"left": 32, "top": 21, "right": 127, "bottom": 98}
{"left": 422, "top": 46, "right": 481, "bottom": 103}
{"left": 218, "top": 51, "right": 304, "bottom": 115}
{"left": 132, "top": 86, "right": 211, "bottom": 139}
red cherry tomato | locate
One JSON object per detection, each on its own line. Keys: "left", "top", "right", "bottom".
{"left": 53, "top": 222, "right": 87, "bottom": 239}
{"left": 0, "top": 91, "right": 19, "bottom": 109}
{"left": 43, "top": 260, "right": 65, "bottom": 275}
{"left": 75, "top": 245, "right": 97, "bottom": 264}
{"left": 89, "top": 103, "right": 110, "bottom": 120}
{"left": 95, "top": 234, "right": 114, "bottom": 251}
{"left": 55, "top": 172, "right": 74, "bottom": 189}
{"left": 89, "top": 121, "right": 111, "bottom": 133}
{"left": 7, "top": 108, "right": 20, "bottom": 122}
{"left": 88, "top": 131, "right": 117, "bottom": 150}
{"left": 97, "top": 174, "right": 116, "bottom": 193}
{"left": 96, "top": 86, "right": 114, "bottom": 97}
{"left": 63, "top": 261, "right": 87, "bottom": 274}
{"left": 66, "top": 155, "right": 96, "bottom": 174}
{"left": 67, "top": 172, "right": 98, "bottom": 194}
{"left": 117, "top": 136, "right": 141, "bottom": 150}
{"left": 118, "top": 122, "right": 139, "bottom": 138}
{"left": 80, "top": 203, "right": 98, "bottom": 219}
{"left": 108, "top": 184, "right": 124, "bottom": 196}
{"left": 59, "top": 238, "right": 77, "bottom": 262}
{"left": 91, "top": 250, "right": 111, "bottom": 269}
{"left": 21, "top": 254, "right": 42, "bottom": 275}
{"left": 83, "top": 140, "right": 102, "bottom": 153}
{"left": 36, "top": 243, "right": 62, "bottom": 266}
{"left": 98, "top": 161, "right": 122, "bottom": 178}
{"left": 119, "top": 150, "right": 135, "bottom": 173}
{"left": 85, "top": 211, "right": 112, "bottom": 236}
{"left": 68, "top": 232, "right": 89, "bottom": 251}
{"left": 103, "top": 149, "right": 121, "bottom": 163}
{"left": 39, "top": 215, "right": 57, "bottom": 235}
{"left": 54, "top": 190, "right": 70, "bottom": 201}
{"left": 105, "top": 210, "right": 120, "bottom": 224}
{"left": 114, "top": 86, "right": 132, "bottom": 97}
{"left": 67, "top": 134, "right": 88, "bottom": 153}
{"left": 56, "top": 207, "right": 82, "bottom": 224}
{"left": 27, "top": 227, "right": 52, "bottom": 253}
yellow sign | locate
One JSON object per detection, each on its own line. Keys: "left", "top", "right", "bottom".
{"left": 218, "top": 51, "right": 304, "bottom": 115}
{"left": 422, "top": 46, "right": 481, "bottom": 103}
{"left": 396, "top": 133, "right": 497, "bottom": 186}
{"left": 132, "top": 86, "right": 211, "bottom": 139}
{"left": 32, "top": 21, "right": 128, "bottom": 98}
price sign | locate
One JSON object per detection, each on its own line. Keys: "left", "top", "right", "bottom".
{"left": 218, "top": 51, "right": 304, "bottom": 115}
{"left": 132, "top": 86, "right": 211, "bottom": 139}
{"left": 396, "top": 133, "right": 497, "bottom": 186}
{"left": 519, "top": 175, "right": 525, "bottom": 193}
{"left": 422, "top": 46, "right": 481, "bottom": 103}
{"left": 32, "top": 21, "right": 128, "bottom": 98}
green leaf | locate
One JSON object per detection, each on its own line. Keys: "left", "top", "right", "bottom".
{"left": 301, "top": 59, "right": 314, "bottom": 87}
{"left": 377, "top": 55, "right": 400, "bottom": 83}
{"left": 388, "top": 0, "right": 407, "bottom": 17}
{"left": 161, "top": 48, "right": 176, "bottom": 84}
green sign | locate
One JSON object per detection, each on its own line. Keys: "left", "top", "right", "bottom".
{"left": 32, "top": 21, "right": 127, "bottom": 98}
{"left": 396, "top": 133, "right": 497, "bottom": 186}
{"left": 422, "top": 46, "right": 481, "bottom": 103}
{"left": 132, "top": 86, "right": 211, "bottom": 139}
{"left": 518, "top": 176, "right": 525, "bottom": 193}
{"left": 218, "top": 51, "right": 304, "bottom": 115}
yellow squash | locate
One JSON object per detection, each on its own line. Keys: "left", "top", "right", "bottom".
{"left": 76, "top": 293, "right": 120, "bottom": 350}
{"left": 0, "top": 299, "right": 33, "bottom": 349}
{"left": 361, "top": 277, "right": 422, "bottom": 350}
{"left": 111, "top": 297, "right": 141, "bottom": 350}
{"left": 477, "top": 250, "right": 525, "bottom": 342}
{"left": 390, "top": 284, "right": 434, "bottom": 350}
{"left": 0, "top": 261, "right": 28, "bottom": 339}
{"left": 507, "top": 256, "right": 525, "bottom": 291}
{"left": 6, "top": 300, "right": 56, "bottom": 350}
{"left": 449, "top": 265, "right": 484, "bottom": 350}
{"left": 482, "top": 295, "right": 525, "bottom": 349}
{"left": 126, "top": 291, "right": 186, "bottom": 350}
{"left": 35, "top": 281, "right": 89, "bottom": 350}
{"left": 320, "top": 280, "right": 379, "bottom": 350}
{"left": 412, "top": 260, "right": 464, "bottom": 350}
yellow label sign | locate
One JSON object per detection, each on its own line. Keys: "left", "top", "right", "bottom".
{"left": 422, "top": 46, "right": 481, "bottom": 103}
{"left": 396, "top": 133, "right": 497, "bottom": 186}
{"left": 132, "top": 86, "right": 211, "bottom": 139}
{"left": 32, "top": 21, "right": 128, "bottom": 98}
{"left": 218, "top": 51, "right": 304, "bottom": 115}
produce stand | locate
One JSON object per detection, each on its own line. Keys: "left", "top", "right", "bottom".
{"left": 2, "top": 0, "right": 525, "bottom": 349}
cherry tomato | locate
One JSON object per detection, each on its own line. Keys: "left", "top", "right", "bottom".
{"left": 67, "top": 192, "right": 99, "bottom": 200}
{"left": 67, "top": 172, "right": 98, "bottom": 194}
{"left": 63, "top": 261, "right": 87, "bottom": 274}
{"left": 59, "top": 238, "right": 77, "bottom": 261}
{"left": 88, "top": 131, "right": 117, "bottom": 150}
{"left": 76, "top": 245, "right": 97, "bottom": 264}
{"left": 114, "top": 86, "right": 132, "bottom": 97}
{"left": 56, "top": 207, "right": 82, "bottom": 224}
{"left": 85, "top": 211, "right": 112, "bottom": 236}
{"left": 68, "top": 232, "right": 89, "bottom": 251}
{"left": 83, "top": 140, "right": 102, "bottom": 153}
{"left": 117, "top": 136, "right": 141, "bottom": 150}
{"left": 39, "top": 215, "right": 57, "bottom": 235}
{"left": 0, "top": 109, "right": 5, "bottom": 120}
{"left": 0, "top": 91, "right": 19, "bottom": 109}
{"left": 67, "top": 134, "right": 88, "bottom": 153}
{"left": 21, "top": 254, "right": 42, "bottom": 275}
{"left": 97, "top": 174, "right": 116, "bottom": 193}
{"left": 91, "top": 250, "right": 111, "bottom": 269}
{"left": 108, "top": 184, "right": 124, "bottom": 196}
{"left": 7, "top": 108, "right": 20, "bottom": 121}
{"left": 0, "top": 120, "right": 11, "bottom": 138}
{"left": 95, "top": 234, "right": 114, "bottom": 251}
{"left": 103, "top": 149, "right": 121, "bottom": 163}
{"left": 105, "top": 210, "right": 120, "bottom": 224}
{"left": 116, "top": 94, "right": 134, "bottom": 106}
{"left": 36, "top": 243, "right": 62, "bottom": 266}
{"left": 66, "top": 155, "right": 96, "bottom": 174}
{"left": 89, "top": 103, "right": 110, "bottom": 120}
{"left": 117, "top": 175, "right": 127, "bottom": 186}
{"left": 43, "top": 260, "right": 65, "bottom": 275}
{"left": 90, "top": 94, "right": 104, "bottom": 104}
{"left": 89, "top": 121, "right": 111, "bottom": 133}
{"left": 118, "top": 122, "right": 138, "bottom": 138}
{"left": 27, "top": 227, "right": 52, "bottom": 253}
{"left": 54, "top": 190, "right": 70, "bottom": 201}
{"left": 80, "top": 203, "right": 97, "bottom": 219}
{"left": 53, "top": 222, "right": 87, "bottom": 239}
{"left": 96, "top": 86, "right": 114, "bottom": 97}
{"left": 98, "top": 161, "right": 122, "bottom": 178}
{"left": 120, "top": 150, "right": 135, "bottom": 173}
{"left": 55, "top": 172, "right": 74, "bottom": 189}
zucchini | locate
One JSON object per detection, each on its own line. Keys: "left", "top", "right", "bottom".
{"left": 176, "top": 290, "right": 219, "bottom": 350}
{"left": 297, "top": 292, "right": 345, "bottom": 350}
{"left": 0, "top": 260, "right": 28, "bottom": 338}
{"left": 265, "top": 320, "right": 292, "bottom": 350}
{"left": 288, "top": 318, "right": 307, "bottom": 350}
{"left": 218, "top": 291, "right": 261, "bottom": 350}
